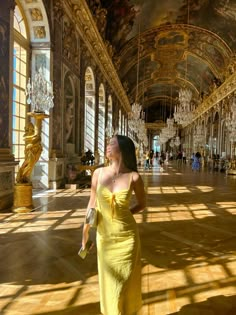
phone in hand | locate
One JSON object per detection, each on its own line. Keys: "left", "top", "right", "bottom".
{"left": 78, "top": 240, "right": 93, "bottom": 259}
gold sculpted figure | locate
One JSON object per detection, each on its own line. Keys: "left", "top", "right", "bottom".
{"left": 16, "top": 122, "right": 42, "bottom": 183}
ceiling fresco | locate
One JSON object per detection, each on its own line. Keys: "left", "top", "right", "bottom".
{"left": 87, "top": 0, "right": 236, "bottom": 123}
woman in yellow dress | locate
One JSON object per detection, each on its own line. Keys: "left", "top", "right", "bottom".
{"left": 82, "top": 135, "right": 146, "bottom": 315}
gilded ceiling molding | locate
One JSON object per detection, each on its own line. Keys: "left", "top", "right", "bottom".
{"left": 65, "top": 0, "right": 131, "bottom": 112}
{"left": 145, "top": 122, "right": 166, "bottom": 130}
{"left": 185, "top": 72, "right": 236, "bottom": 126}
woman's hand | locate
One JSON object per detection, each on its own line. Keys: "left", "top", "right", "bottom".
{"left": 82, "top": 222, "right": 90, "bottom": 249}
{"left": 82, "top": 229, "right": 89, "bottom": 249}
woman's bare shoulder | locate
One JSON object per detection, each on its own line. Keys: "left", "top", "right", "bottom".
{"left": 131, "top": 171, "right": 142, "bottom": 182}
{"left": 93, "top": 166, "right": 109, "bottom": 176}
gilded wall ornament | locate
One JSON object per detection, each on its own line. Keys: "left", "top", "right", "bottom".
{"left": 33, "top": 26, "right": 46, "bottom": 39}
{"left": 54, "top": 0, "right": 64, "bottom": 21}
{"left": 30, "top": 8, "right": 43, "bottom": 21}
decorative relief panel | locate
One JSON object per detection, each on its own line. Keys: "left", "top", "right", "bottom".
{"left": 54, "top": 0, "right": 64, "bottom": 21}
{"left": 63, "top": 18, "right": 79, "bottom": 69}
{"left": 33, "top": 26, "right": 46, "bottom": 39}
{"left": 30, "top": 8, "right": 43, "bottom": 21}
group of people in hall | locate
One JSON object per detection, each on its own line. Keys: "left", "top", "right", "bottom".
{"left": 143, "top": 149, "right": 202, "bottom": 172}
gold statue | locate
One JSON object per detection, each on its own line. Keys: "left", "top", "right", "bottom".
{"left": 16, "top": 122, "right": 42, "bottom": 184}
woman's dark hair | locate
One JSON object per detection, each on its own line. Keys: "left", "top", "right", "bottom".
{"left": 116, "top": 135, "right": 138, "bottom": 172}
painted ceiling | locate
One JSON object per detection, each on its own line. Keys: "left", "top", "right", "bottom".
{"left": 88, "top": 0, "right": 236, "bottom": 123}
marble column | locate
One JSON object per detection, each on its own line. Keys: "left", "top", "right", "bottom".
{"left": 0, "top": 1, "right": 18, "bottom": 210}
{"left": 48, "top": 2, "right": 65, "bottom": 189}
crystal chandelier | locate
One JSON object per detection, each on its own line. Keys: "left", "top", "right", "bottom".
{"left": 128, "top": 21, "right": 148, "bottom": 148}
{"left": 129, "top": 104, "right": 148, "bottom": 147}
{"left": 129, "top": 102, "right": 142, "bottom": 134}
{"left": 169, "top": 139, "right": 174, "bottom": 147}
{"left": 174, "top": 136, "right": 181, "bottom": 147}
{"left": 164, "top": 118, "right": 176, "bottom": 138}
{"left": 159, "top": 133, "right": 168, "bottom": 144}
{"left": 225, "top": 95, "right": 236, "bottom": 142}
{"left": 174, "top": 0, "right": 194, "bottom": 126}
{"left": 131, "top": 102, "right": 142, "bottom": 121}
{"left": 193, "top": 124, "right": 205, "bottom": 147}
{"left": 174, "top": 88, "right": 194, "bottom": 125}
{"left": 26, "top": 67, "right": 54, "bottom": 112}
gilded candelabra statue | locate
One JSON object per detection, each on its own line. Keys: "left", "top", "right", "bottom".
{"left": 16, "top": 120, "right": 42, "bottom": 184}
{"left": 13, "top": 68, "right": 54, "bottom": 213}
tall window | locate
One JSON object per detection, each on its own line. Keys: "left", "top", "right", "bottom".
{"left": 12, "top": 5, "right": 28, "bottom": 173}
{"left": 98, "top": 84, "right": 105, "bottom": 162}
{"left": 84, "top": 67, "right": 95, "bottom": 153}
{"left": 119, "top": 109, "right": 122, "bottom": 134}
{"left": 122, "top": 114, "right": 125, "bottom": 135}
{"left": 107, "top": 95, "right": 113, "bottom": 134}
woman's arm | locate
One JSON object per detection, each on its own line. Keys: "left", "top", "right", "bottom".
{"left": 130, "top": 172, "right": 146, "bottom": 214}
{"left": 81, "top": 167, "right": 100, "bottom": 248}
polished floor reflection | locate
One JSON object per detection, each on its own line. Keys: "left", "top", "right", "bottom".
{"left": 0, "top": 161, "right": 236, "bottom": 315}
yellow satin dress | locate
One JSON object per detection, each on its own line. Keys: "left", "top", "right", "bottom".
{"left": 96, "top": 171, "right": 142, "bottom": 315}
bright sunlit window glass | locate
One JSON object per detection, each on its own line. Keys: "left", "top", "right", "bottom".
{"left": 84, "top": 67, "right": 95, "bottom": 153}
{"left": 98, "top": 84, "right": 105, "bottom": 162}
{"left": 13, "top": 4, "right": 28, "bottom": 174}
{"left": 122, "top": 114, "right": 125, "bottom": 135}
{"left": 14, "top": 5, "right": 27, "bottom": 39}
{"left": 107, "top": 95, "right": 113, "bottom": 134}
{"left": 119, "top": 109, "right": 122, "bottom": 134}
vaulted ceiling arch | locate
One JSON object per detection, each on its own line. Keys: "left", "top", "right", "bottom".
{"left": 119, "top": 24, "right": 232, "bottom": 112}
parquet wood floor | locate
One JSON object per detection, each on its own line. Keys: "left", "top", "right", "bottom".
{"left": 0, "top": 161, "right": 236, "bottom": 314}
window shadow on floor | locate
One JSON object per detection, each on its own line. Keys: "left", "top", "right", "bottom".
{"left": 167, "top": 294, "right": 236, "bottom": 315}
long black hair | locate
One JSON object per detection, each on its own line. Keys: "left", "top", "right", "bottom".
{"left": 116, "top": 135, "right": 138, "bottom": 172}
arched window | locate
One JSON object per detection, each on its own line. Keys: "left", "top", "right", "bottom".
{"left": 107, "top": 95, "right": 113, "bottom": 135}
{"left": 12, "top": 4, "right": 29, "bottom": 174}
{"left": 98, "top": 84, "right": 105, "bottom": 162}
{"left": 12, "top": 1, "right": 51, "bottom": 188}
{"left": 84, "top": 67, "right": 95, "bottom": 153}
{"left": 213, "top": 112, "right": 219, "bottom": 155}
